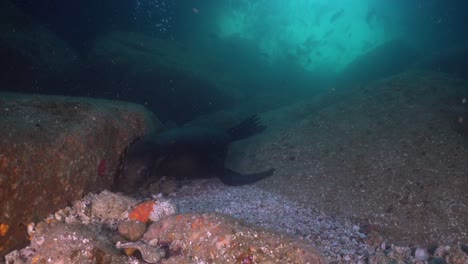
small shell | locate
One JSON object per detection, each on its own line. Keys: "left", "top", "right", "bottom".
{"left": 54, "top": 212, "right": 62, "bottom": 221}
{"left": 116, "top": 241, "right": 164, "bottom": 263}
{"left": 27, "top": 222, "right": 35, "bottom": 238}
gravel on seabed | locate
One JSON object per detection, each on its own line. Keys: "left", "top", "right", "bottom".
{"left": 170, "top": 179, "right": 468, "bottom": 264}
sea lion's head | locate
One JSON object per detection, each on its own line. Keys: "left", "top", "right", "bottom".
{"left": 116, "top": 139, "right": 159, "bottom": 194}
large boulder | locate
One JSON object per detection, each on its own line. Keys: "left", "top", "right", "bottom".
{"left": 81, "top": 31, "right": 234, "bottom": 123}
{"left": 0, "top": 93, "right": 161, "bottom": 257}
{"left": 0, "top": 1, "right": 79, "bottom": 92}
{"left": 142, "top": 212, "right": 326, "bottom": 264}
{"left": 227, "top": 70, "right": 468, "bottom": 246}
{"left": 418, "top": 43, "right": 468, "bottom": 81}
{"left": 336, "top": 39, "right": 420, "bottom": 87}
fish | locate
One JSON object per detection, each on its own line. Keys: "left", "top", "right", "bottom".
{"left": 366, "top": 8, "right": 377, "bottom": 29}
{"left": 330, "top": 9, "right": 344, "bottom": 23}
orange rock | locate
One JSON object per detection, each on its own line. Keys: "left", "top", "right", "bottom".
{"left": 31, "top": 255, "right": 41, "bottom": 264}
{"left": 128, "top": 201, "right": 157, "bottom": 223}
{"left": 124, "top": 248, "right": 137, "bottom": 256}
{"left": 128, "top": 199, "right": 177, "bottom": 224}
{"left": 0, "top": 223, "right": 9, "bottom": 236}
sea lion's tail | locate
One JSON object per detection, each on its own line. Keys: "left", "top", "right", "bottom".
{"left": 227, "top": 115, "right": 266, "bottom": 142}
{"left": 219, "top": 168, "right": 275, "bottom": 186}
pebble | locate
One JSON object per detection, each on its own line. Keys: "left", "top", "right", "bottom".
{"left": 339, "top": 249, "right": 351, "bottom": 255}
{"left": 365, "top": 231, "right": 384, "bottom": 249}
{"left": 118, "top": 220, "right": 147, "bottom": 241}
{"left": 430, "top": 257, "right": 447, "bottom": 264}
{"left": 415, "top": 247, "right": 429, "bottom": 261}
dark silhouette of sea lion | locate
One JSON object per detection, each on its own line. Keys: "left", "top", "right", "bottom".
{"left": 116, "top": 115, "right": 274, "bottom": 194}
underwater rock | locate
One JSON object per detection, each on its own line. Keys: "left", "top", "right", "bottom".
{"left": 430, "top": 257, "right": 448, "bottom": 264}
{"left": 28, "top": 222, "right": 127, "bottom": 264}
{"left": 0, "top": 0, "right": 80, "bottom": 92}
{"left": 127, "top": 200, "right": 177, "bottom": 223}
{"left": 365, "top": 231, "right": 384, "bottom": 250}
{"left": 141, "top": 212, "right": 326, "bottom": 264}
{"left": 85, "top": 31, "right": 234, "bottom": 123}
{"left": 418, "top": 44, "right": 468, "bottom": 80}
{"left": 415, "top": 247, "right": 430, "bottom": 261}
{"left": 117, "top": 221, "right": 147, "bottom": 242}
{"left": 368, "top": 252, "right": 392, "bottom": 264}
{"left": 4, "top": 188, "right": 467, "bottom": 263}
{"left": 90, "top": 191, "right": 138, "bottom": 222}
{"left": 336, "top": 39, "right": 420, "bottom": 87}
{"left": 0, "top": 92, "right": 159, "bottom": 257}
{"left": 447, "top": 246, "right": 468, "bottom": 264}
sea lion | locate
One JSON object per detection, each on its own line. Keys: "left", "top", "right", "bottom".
{"left": 116, "top": 115, "right": 275, "bottom": 194}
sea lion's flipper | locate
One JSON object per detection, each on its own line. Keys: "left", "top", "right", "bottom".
{"left": 219, "top": 168, "right": 275, "bottom": 186}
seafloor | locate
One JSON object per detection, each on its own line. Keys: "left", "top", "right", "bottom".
{"left": 228, "top": 70, "right": 468, "bottom": 248}
{"left": 3, "top": 179, "right": 468, "bottom": 263}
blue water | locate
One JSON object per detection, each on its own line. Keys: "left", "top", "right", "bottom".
{"left": 2, "top": 0, "right": 468, "bottom": 254}
{"left": 3, "top": 0, "right": 468, "bottom": 122}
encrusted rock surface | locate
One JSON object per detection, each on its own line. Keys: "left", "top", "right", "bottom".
{"left": 25, "top": 222, "right": 128, "bottom": 264}
{"left": 3, "top": 185, "right": 468, "bottom": 263}
{"left": 85, "top": 31, "right": 234, "bottom": 123}
{"left": 142, "top": 212, "right": 326, "bottom": 264}
{"left": 2, "top": 190, "right": 327, "bottom": 264}
{"left": 118, "top": 221, "right": 147, "bottom": 242}
{"left": 0, "top": 1, "right": 80, "bottom": 91}
{"left": 91, "top": 191, "right": 138, "bottom": 223}
{"left": 0, "top": 93, "right": 160, "bottom": 256}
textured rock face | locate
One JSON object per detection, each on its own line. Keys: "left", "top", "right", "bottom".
{"left": 26, "top": 222, "right": 128, "bottom": 264}
{"left": 142, "top": 212, "right": 327, "bottom": 264}
{"left": 84, "top": 31, "right": 234, "bottom": 123}
{"left": 0, "top": 93, "right": 160, "bottom": 257}
{"left": 336, "top": 39, "right": 420, "bottom": 87}
{"left": 0, "top": 1, "right": 80, "bottom": 92}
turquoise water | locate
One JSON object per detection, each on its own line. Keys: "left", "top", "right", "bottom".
{"left": 3, "top": 0, "right": 468, "bottom": 122}
{"left": 2, "top": 1, "right": 468, "bottom": 255}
